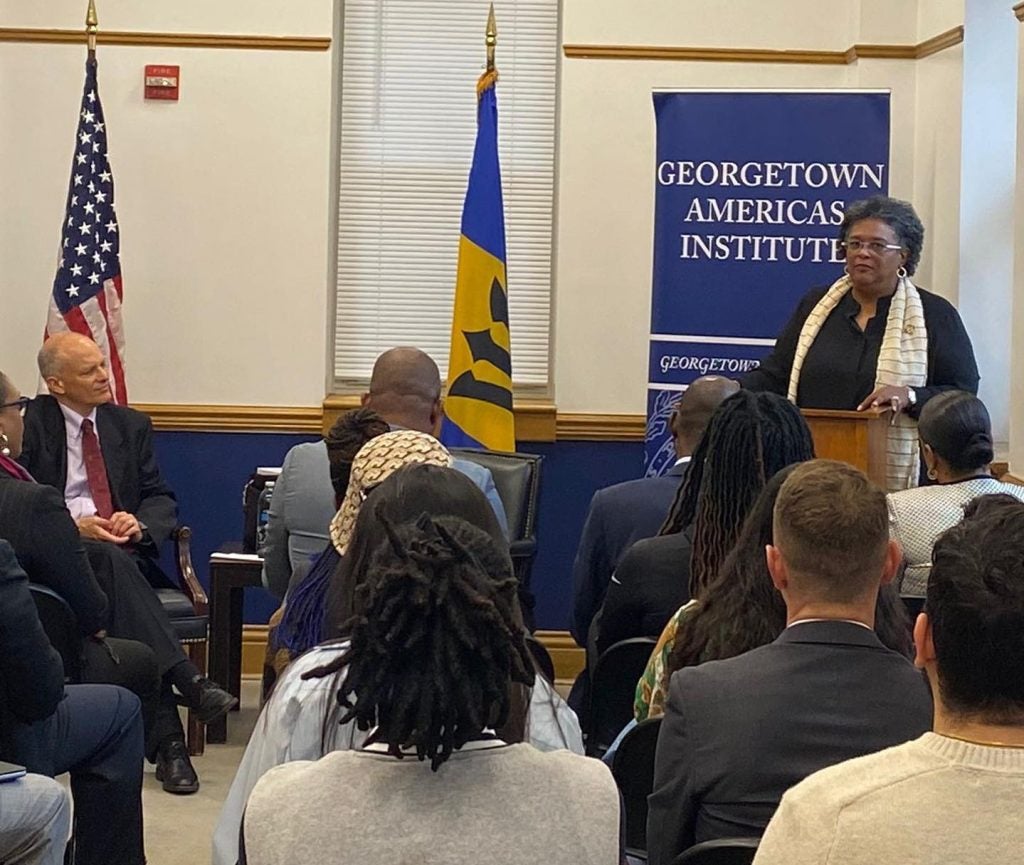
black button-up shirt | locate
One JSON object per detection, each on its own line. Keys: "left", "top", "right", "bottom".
{"left": 742, "top": 286, "right": 979, "bottom": 417}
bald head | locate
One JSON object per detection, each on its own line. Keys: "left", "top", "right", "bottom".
{"left": 39, "top": 332, "right": 96, "bottom": 379}
{"left": 671, "top": 376, "right": 740, "bottom": 457}
{"left": 38, "top": 332, "right": 112, "bottom": 415}
{"left": 362, "top": 347, "right": 443, "bottom": 434}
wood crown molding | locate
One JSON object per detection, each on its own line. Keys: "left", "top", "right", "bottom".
{"left": 0, "top": 27, "right": 331, "bottom": 51}
{"left": 242, "top": 625, "right": 584, "bottom": 684}
{"left": 1016, "top": 2, "right": 1024, "bottom": 23}
{"left": 563, "top": 25, "right": 963, "bottom": 64}
{"left": 136, "top": 401, "right": 651, "bottom": 441}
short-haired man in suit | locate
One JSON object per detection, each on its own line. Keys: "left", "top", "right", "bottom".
{"left": 260, "top": 346, "right": 509, "bottom": 601}
{"left": 570, "top": 376, "right": 739, "bottom": 650}
{"left": 19, "top": 332, "right": 236, "bottom": 794}
{"left": 361, "top": 346, "right": 508, "bottom": 534}
{"left": 754, "top": 493, "right": 1024, "bottom": 865}
{"left": 646, "top": 460, "right": 932, "bottom": 865}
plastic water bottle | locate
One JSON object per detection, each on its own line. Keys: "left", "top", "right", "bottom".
{"left": 256, "top": 481, "right": 275, "bottom": 555}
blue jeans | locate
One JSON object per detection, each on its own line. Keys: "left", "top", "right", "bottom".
{"left": 6, "top": 684, "right": 145, "bottom": 865}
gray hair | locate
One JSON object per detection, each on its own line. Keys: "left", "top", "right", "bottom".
{"left": 838, "top": 196, "right": 924, "bottom": 276}
{"left": 37, "top": 341, "right": 62, "bottom": 380}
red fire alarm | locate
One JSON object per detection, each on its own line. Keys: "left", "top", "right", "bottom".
{"left": 144, "top": 65, "right": 180, "bottom": 101}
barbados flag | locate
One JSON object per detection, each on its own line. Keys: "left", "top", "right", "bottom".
{"left": 441, "top": 69, "right": 515, "bottom": 452}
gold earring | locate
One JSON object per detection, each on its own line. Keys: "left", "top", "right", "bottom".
{"left": 0, "top": 432, "right": 10, "bottom": 457}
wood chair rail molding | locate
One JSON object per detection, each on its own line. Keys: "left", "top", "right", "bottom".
{"left": 563, "top": 25, "right": 963, "bottom": 64}
{"left": 242, "top": 625, "right": 585, "bottom": 684}
{"left": 0, "top": 28, "right": 331, "bottom": 51}
{"left": 133, "top": 401, "right": 651, "bottom": 442}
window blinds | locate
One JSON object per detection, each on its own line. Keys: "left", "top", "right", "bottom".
{"left": 333, "top": 0, "right": 557, "bottom": 388}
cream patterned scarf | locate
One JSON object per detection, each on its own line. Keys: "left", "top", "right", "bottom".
{"left": 329, "top": 430, "right": 453, "bottom": 554}
{"left": 787, "top": 274, "right": 927, "bottom": 492}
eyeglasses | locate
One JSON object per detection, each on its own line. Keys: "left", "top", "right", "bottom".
{"left": 0, "top": 396, "right": 30, "bottom": 416}
{"left": 840, "top": 239, "right": 903, "bottom": 255}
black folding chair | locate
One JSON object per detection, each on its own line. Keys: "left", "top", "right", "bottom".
{"left": 672, "top": 838, "right": 760, "bottom": 865}
{"left": 587, "top": 636, "right": 656, "bottom": 757}
{"left": 611, "top": 716, "right": 662, "bottom": 856}
{"left": 525, "top": 633, "right": 555, "bottom": 683}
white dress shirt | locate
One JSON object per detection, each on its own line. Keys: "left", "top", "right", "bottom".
{"left": 58, "top": 403, "right": 99, "bottom": 521}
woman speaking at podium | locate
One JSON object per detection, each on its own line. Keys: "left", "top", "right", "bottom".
{"left": 742, "top": 196, "right": 978, "bottom": 489}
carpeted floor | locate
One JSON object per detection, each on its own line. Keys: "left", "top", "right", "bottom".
{"left": 142, "top": 680, "right": 260, "bottom": 865}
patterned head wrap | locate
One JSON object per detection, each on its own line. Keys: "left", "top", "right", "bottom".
{"left": 329, "top": 429, "right": 452, "bottom": 554}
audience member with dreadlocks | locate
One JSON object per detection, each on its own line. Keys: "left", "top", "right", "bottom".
{"left": 628, "top": 391, "right": 816, "bottom": 721}
{"left": 597, "top": 391, "right": 815, "bottom": 660}
{"left": 242, "top": 507, "right": 618, "bottom": 865}
{"left": 213, "top": 465, "right": 584, "bottom": 865}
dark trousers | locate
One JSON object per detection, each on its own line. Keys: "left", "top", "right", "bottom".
{"left": 6, "top": 684, "right": 145, "bottom": 865}
{"left": 82, "top": 540, "right": 191, "bottom": 753}
{"left": 82, "top": 540, "right": 186, "bottom": 676}
{"left": 79, "top": 635, "right": 180, "bottom": 757}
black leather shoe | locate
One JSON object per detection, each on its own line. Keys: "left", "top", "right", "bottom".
{"left": 191, "top": 677, "right": 239, "bottom": 724}
{"left": 155, "top": 740, "right": 199, "bottom": 795}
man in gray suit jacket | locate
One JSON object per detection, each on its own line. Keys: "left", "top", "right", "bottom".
{"left": 647, "top": 460, "right": 933, "bottom": 865}
{"left": 262, "top": 347, "right": 507, "bottom": 599}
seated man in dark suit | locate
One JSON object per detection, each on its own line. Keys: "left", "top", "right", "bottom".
{"left": 569, "top": 377, "right": 737, "bottom": 716}
{"left": 571, "top": 376, "right": 739, "bottom": 649}
{"left": 0, "top": 538, "right": 146, "bottom": 865}
{"left": 646, "top": 460, "right": 932, "bottom": 865}
{"left": 17, "top": 334, "right": 235, "bottom": 794}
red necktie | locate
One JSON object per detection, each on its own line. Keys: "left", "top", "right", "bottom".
{"left": 80, "top": 418, "right": 114, "bottom": 519}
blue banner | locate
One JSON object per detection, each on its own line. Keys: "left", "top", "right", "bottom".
{"left": 646, "top": 90, "right": 890, "bottom": 473}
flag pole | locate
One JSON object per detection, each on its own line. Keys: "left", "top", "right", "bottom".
{"left": 86, "top": 0, "right": 98, "bottom": 57}
{"left": 486, "top": 3, "right": 496, "bottom": 73}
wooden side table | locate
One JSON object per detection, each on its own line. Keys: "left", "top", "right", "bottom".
{"left": 207, "top": 546, "right": 263, "bottom": 744}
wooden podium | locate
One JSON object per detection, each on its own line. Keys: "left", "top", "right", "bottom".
{"left": 801, "top": 407, "right": 892, "bottom": 489}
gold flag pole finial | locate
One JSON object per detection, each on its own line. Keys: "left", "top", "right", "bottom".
{"left": 485, "top": 3, "right": 497, "bottom": 72}
{"left": 86, "top": 0, "right": 98, "bottom": 55}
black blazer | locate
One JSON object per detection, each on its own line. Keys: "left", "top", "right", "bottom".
{"left": 594, "top": 527, "right": 693, "bottom": 655}
{"left": 646, "top": 620, "right": 933, "bottom": 865}
{"left": 20, "top": 394, "right": 177, "bottom": 557}
{"left": 571, "top": 461, "right": 688, "bottom": 645}
{"left": 0, "top": 474, "right": 109, "bottom": 635}
{"left": 0, "top": 538, "right": 66, "bottom": 748}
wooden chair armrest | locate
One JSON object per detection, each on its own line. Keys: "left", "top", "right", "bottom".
{"left": 172, "top": 525, "right": 208, "bottom": 615}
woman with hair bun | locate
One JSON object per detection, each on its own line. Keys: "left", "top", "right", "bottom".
{"left": 888, "top": 391, "right": 1024, "bottom": 598}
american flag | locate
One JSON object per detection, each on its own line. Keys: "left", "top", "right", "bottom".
{"left": 47, "top": 57, "right": 127, "bottom": 404}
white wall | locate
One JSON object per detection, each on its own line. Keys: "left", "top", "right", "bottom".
{"left": 1010, "top": 14, "right": 1024, "bottom": 473}
{"left": 0, "top": 1, "right": 334, "bottom": 405}
{"left": 5, "top": 0, "right": 1006, "bottom": 427}
{"left": 956, "top": 0, "right": 1017, "bottom": 452}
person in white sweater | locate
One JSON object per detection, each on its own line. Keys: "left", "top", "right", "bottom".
{"left": 887, "top": 390, "right": 1024, "bottom": 598}
{"left": 243, "top": 505, "right": 619, "bottom": 865}
{"left": 754, "top": 493, "right": 1024, "bottom": 864}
